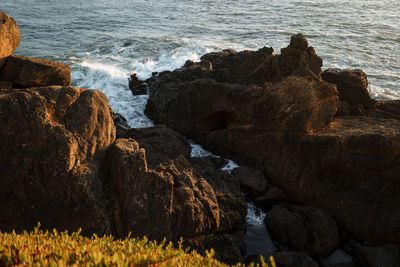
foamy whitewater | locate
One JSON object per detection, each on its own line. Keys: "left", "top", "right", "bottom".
{"left": 3, "top": 0, "right": 399, "bottom": 259}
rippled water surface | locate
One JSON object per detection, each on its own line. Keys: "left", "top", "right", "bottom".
{"left": 3, "top": 1, "right": 399, "bottom": 259}
{"left": 3, "top": 0, "right": 400, "bottom": 127}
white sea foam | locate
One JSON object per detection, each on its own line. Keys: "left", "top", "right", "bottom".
{"left": 246, "top": 202, "right": 266, "bottom": 225}
{"left": 189, "top": 140, "right": 217, "bottom": 158}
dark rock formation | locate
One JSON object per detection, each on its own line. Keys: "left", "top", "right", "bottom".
{"left": 356, "top": 244, "right": 400, "bottom": 267}
{"left": 265, "top": 205, "right": 340, "bottom": 256}
{"left": 231, "top": 166, "right": 268, "bottom": 197}
{"left": 0, "top": 55, "right": 71, "bottom": 87}
{"left": 273, "top": 251, "right": 319, "bottom": 267}
{"left": 103, "top": 125, "right": 247, "bottom": 264}
{"left": 144, "top": 34, "right": 400, "bottom": 248}
{"left": 322, "top": 68, "right": 372, "bottom": 106}
{"left": 0, "top": 86, "right": 116, "bottom": 235}
{"left": 0, "top": 11, "right": 20, "bottom": 69}
{"left": 128, "top": 73, "right": 147, "bottom": 95}
{"left": 254, "top": 187, "right": 287, "bottom": 211}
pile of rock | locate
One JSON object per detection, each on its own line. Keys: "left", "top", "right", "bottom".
{"left": 0, "top": 11, "right": 246, "bottom": 264}
{"left": 143, "top": 34, "right": 400, "bottom": 266}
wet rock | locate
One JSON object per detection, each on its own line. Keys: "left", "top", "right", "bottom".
{"left": 0, "top": 12, "right": 20, "bottom": 69}
{"left": 0, "top": 86, "right": 116, "bottom": 235}
{"left": 114, "top": 112, "right": 131, "bottom": 138}
{"left": 322, "top": 68, "right": 372, "bottom": 106}
{"left": 273, "top": 251, "right": 319, "bottom": 267}
{"left": 356, "top": 244, "right": 400, "bottom": 267}
{"left": 102, "top": 126, "right": 247, "bottom": 264}
{"left": 0, "top": 55, "right": 71, "bottom": 87}
{"left": 128, "top": 73, "right": 147, "bottom": 95}
{"left": 232, "top": 166, "right": 268, "bottom": 197}
{"left": 254, "top": 187, "right": 286, "bottom": 211}
{"left": 265, "top": 205, "right": 340, "bottom": 256}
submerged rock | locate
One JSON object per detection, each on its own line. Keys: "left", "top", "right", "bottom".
{"left": 0, "top": 55, "right": 71, "bottom": 87}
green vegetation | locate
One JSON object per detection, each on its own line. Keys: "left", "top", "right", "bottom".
{"left": 0, "top": 224, "right": 275, "bottom": 267}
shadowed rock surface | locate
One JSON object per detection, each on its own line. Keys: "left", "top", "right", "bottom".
{"left": 0, "top": 55, "right": 71, "bottom": 88}
{"left": 0, "top": 86, "right": 116, "bottom": 235}
{"left": 265, "top": 205, "right": 340, "bottom": 256}
{"left": 103, "top": 125, "right": 247, "bottom": 264}
{"left": 144, "top": 34, "right": 400, "bottom": 248}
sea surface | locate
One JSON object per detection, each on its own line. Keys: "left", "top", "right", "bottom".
{"left": 2, "top": 0, "right": 399, "bottom": 260}
{"left": 3, "top": 0, "right": 400, "bottom": 127}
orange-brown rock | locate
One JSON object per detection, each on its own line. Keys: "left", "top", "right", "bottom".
{"left": 0, "top": 86, "right": 116, "bottom": 235}
{"left": 103, "top": 125, "right": 247, "bottom": 264}
{"left": 0, "top": 12, "right": 20, "bottom": 69}
{"left": 0, "top": 55, "right": 71, "bottom": 87}
{"left": 143, "top": 34, "right": 400, "bottom": 248}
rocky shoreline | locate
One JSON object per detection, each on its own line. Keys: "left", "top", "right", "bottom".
{"left": 1, "top": 11, "right": 400, "bottom": 266}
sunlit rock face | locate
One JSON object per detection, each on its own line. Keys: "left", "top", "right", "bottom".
{"left": 144, "top": 34, "right": 400, "bottom": 247}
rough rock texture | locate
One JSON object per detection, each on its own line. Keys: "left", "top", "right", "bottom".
{"left": 146, "top": 73, "right": 338, "bottom": 135}
{"left": 266, "top": 205, "right": 340, "bottom": 256}
{"left": 103, "top": 125, "right": 247, "bottom": 264}
{"left": 0, "top": 12, "right": 20, "bottom": 69}
{"left": 273, "top": 251, "right": 319, "bottom": 267}
{"left": 356, "top": 244, "right": 400, "bottom": 267}
{"left": 322, "top": 68, "right": 372, "bottom": 106}
{"left": 231, "top": 166, "right": 268, "bottom": 197}
{"left": 0, "top": 55, "right": 71, "bottom": 87}
{"left": 143, "top": 34, "right": 400, "bottom": 248}
{"left": 0, "top": 86, "right": 116, "bottom": 235}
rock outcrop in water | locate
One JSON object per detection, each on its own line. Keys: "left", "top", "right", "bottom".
{"left": 144, "top": 34, "right": 400, "bottom": 261}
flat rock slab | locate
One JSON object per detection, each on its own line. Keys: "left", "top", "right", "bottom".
{"left": 0, "top": 55, "right": 71, "bottom": 87}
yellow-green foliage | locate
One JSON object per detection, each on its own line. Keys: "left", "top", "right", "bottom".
{"left": 0, "top": 224, "right": 276, "bottom": 267}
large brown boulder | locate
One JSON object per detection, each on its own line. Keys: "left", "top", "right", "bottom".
{"left": 0, "top": 55, "right": 71, "bottom": 87}
{"left": 143, "top": 34, "right": 400, "bottom": 248}
{"left": 0, "top": 86, "right": 116, "bottom": 235}
{"left": 102, "top": 125, "right": 247, "bottom": 264}
{"left": 146, "top": 73, "right": 338, "bottom": 135}
{"left": 322, "top": 68, "right": 371, "bottom": 106}
{"left": 0, "top": 12, "right": 20, "bottom": 69}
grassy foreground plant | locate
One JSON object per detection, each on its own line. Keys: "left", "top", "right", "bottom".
{"left": 0, "top": 224, "right": 275, "bottom": 267}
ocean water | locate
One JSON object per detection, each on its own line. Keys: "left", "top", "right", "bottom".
{"left": 2, "top": 0, "right": 400, "bottom": 128}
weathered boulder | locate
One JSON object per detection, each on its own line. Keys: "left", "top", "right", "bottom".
{"left": 273, "top": 251, "right": 319, "bottom": 267}
{"left": 0, "top": 86, "right": 116, "bottom": 235}
{"left": 102, "top": 125, "right": 247, "bottom": 264}
{"left": 322, "top": 69, "right": 371, "bottom": 107}
{"left": 232, "top": 166, "right": 268, "bottom": 197}
{"left": 0, "top": 12, "right": 20, "bottom": 69}
{"left": 0, "top": 55, "right": 71, "bottom": 87}
{"left": 265, "top": 205, "right": 340, "bottom": 256}
{"left": 144, "top": 34, "right": 400, "bottom": 248}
